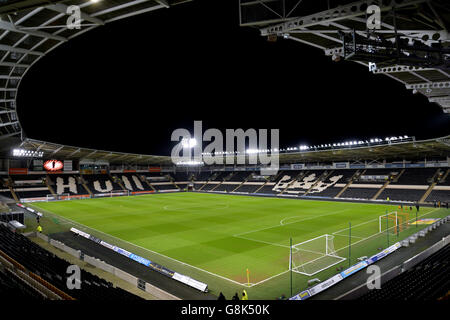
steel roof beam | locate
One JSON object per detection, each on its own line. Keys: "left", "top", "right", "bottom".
{"left": 0, "top": 44, "right": 44, "bottom": 56}
{"left": 260, "top": 0, "right": 429, "bottom": 36}
{"left": 91, "top": 0, "right": 156, "bottom": 17}
{"left": 0, "top": 62, "right": 29, "bottom": 68}
{"left": 406, "top": 81, "right": 450, "bottom": 90}
{"left": 51, "top": 145, "right": 65, "bottom": 155}
{"left": 0, "top": 20, "right": 67, "bottom": 42}
{"left": 0, "top": 110, "right": 15, "bottom": 115}
{"left": 46, "top": 3, "right": 105, "bottom": 26}
{"left": 0, "top": 120, "right": 19, "bottom": 128}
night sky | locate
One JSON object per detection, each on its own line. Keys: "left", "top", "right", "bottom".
{"left": 17, "top": 0, "right": 450, "bottom": 156}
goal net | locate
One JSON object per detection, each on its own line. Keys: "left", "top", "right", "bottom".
{"left": 289, "top": 234, "right": 346, "bottom": 276}
{"left": 94, "top": 190, "right": 130, "bottom": 198}
{"left": 379, "top": 211, "right": 410, "bottom": 235}
{"left": 46, "top": 193, "right": 70, "bottom": 201}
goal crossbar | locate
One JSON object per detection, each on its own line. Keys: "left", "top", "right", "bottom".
{"left": 379, "top": 211, "right": 410, "bottom": 234}
{"left": 289, "top": 234, "right": 346, "bottom": 276}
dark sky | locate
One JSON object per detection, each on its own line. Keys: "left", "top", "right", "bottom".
{"left": 17, "top": 0, "right": 450, "bottom": 156}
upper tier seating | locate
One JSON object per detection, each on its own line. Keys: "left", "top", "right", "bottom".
{"left": 391, "top": 168, "right": 437, "bottom": 185}
{"left": 192, "top": 171, "right": 213, "bottom": 181}
{"left": 228, "top": 172, "right": 251, "bottom": 182}
{"left": 9, "top": 174, "right": 50, "bottom": 200}
{"left": 352, "top": 169, "right": 395, "bottom": 184}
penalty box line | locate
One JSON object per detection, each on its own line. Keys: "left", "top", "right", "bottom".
{"left": 332, "top": 208, "right": 442, "bottom": 238}
{"left": 332, "top": 208, "right": 442, "bottom": 254}
{"left": 240, "top": 208, "right": 443, "bottom": 287}
{"left": 233, "top": 208, "right": 350, "bottom": 238}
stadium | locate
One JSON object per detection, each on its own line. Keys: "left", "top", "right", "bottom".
{"left": 0, "top": 0, "right": 449, "bottom": 306}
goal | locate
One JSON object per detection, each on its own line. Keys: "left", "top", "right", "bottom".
{"left": 379, "top": 211, "right": 410, "bottom": 235}
{"left": 289, "top": 234, "right": 346, "bottom": 276}
{"left": 93, "top": 190, "right": 130, "bottom": 198}
{"left": 46, "top": 193, "right": 70, "bottom": 202}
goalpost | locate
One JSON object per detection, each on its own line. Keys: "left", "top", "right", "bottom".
{"left": 379, "top": 211, "right": 410, "bottom": 235}
{"left": 46, "top": 193, "right": 70, "bottom": 202}
{"left": 109, "top": 190, "right": 130, "bottom": 197}
{"left": 94, "top": 190, "right": 130, "bottom": 198}
{"left": 289, "top": 234, "right": 346, "bottom": 276}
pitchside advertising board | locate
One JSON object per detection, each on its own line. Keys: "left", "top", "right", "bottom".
{"left": 290, "top": 242, "right": 402, "bottom": 300}
{"left": 70, "top": 227, "right": 208, "bottom": 292}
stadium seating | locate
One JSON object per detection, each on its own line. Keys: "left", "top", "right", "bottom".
{"left": 8, "top": 174, "right": 50, "bottom": 200}
{"left": 339, "top": 187, "right": 379, "bottom": 199}
{"left": 378, "top": 188, "right": 426, "bottom": 202}
{"left": 213, "top": 184, "right": 238, "bottom": 192}
{"left": 0, "top": 168, "right": 445, "bottom": 204}
{"left": 0, "top": 224, "right": 143, "bottom": 301}
{"left": 82, "top": 174, "right": 123, "bottom": 194}
{"left": 117, "top": 173, "right": 153, "bottom": 192}
{"left": 391, "top": 168, "right": 437, "bottom": 185}
{"left": 359, "top": 244, "right": 450, "bottom": 300}
{"left": 47, "top": 174, "right": 87, "bottom": 196}
{"left": 426, "top": 190, "right": 450, "bottom": 203}
{"left": 228, "top": 171, "right": 251, "bottom": 182}
{"left": 256, "top": 184, "right": 280, "bottom": 194}
{"left": 233, "top": 184, "right": 262, "bottom": 193}
{"left": 305, "top": 170, "right": 357, "bottom": 196}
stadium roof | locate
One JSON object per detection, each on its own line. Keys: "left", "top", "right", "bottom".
{"left": 5, "top": 135, "right": 449, "bottom": 166}
{"left": 240, "top": 0, "right": 450, "bottom": 114}
{"left": 0, "top": 0, "right": 448, "bottom": 166}
{"left": 0, "top": 0, "right": 191, "bottom": 140}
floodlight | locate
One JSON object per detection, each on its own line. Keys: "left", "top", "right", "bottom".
{"left": 12, "top": 148, "right": 43, "bottom": 158}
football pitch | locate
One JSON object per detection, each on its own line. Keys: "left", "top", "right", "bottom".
{"left": 30, "top": 192, "right": 447, "bottom": 299}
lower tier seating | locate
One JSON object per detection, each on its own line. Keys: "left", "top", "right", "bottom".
{"left": 339, "top": 187, "right": 379, "bottom": 199}
{"left": 0, "top": 267, "right": 44, "bottom": 299}
{"left": 0, "top": 224, "right": 143, "bottom": 301}
{"left": 378, "top": 189, "right": 426, "bottom": 202}
{"left": 359, "top": 244, "right": 450, "bottom": 300}
{"left": 426, "top": 190, "right": 450, "bottom": 203}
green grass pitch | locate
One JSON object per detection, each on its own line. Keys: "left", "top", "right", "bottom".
{"left": 30, "top": 192, "right": 448, "bottom": 299}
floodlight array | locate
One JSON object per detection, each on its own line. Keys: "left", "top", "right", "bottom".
{"left": 12, "top": 149, "right": 44, "bottom": 158}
